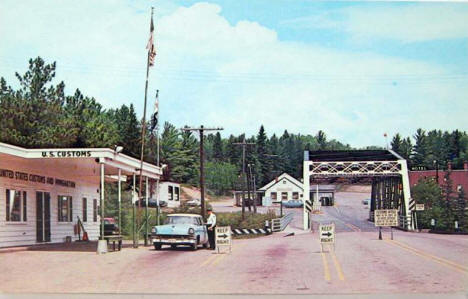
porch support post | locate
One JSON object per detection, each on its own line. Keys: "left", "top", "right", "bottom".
{"left": 144, "top": 176, "right": 149, "bottom": 246}
{"left": 100, "top": 162, "right": 105, "bottom": 240}
{"left": 118, "top": 168, "right": 122, "bottom": 236}
{"left": 97, "top": 161, "right": 107, "bottom": 254}
{"left": 133, "top": 173, "right": 137, "bottom": 248}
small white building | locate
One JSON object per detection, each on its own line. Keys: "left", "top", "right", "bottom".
{"left": 259, "top": 173, "right": 303, "bottom": 204}
{"left": 157, "top": 181, "right": 181, "bottom": 208}
{"left": 0, "top": 142, "right": 162, "bottom": 248}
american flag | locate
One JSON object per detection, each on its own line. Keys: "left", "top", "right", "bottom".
{"left": 146, "top": 15, "right": 156, "bottom": 66}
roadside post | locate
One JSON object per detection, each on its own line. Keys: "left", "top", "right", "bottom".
{"left": 215, "top": 226, "right": 232, "bottom": 254}
{"left": 431, "top": 218, "right": 435, "bottom": 231}
{"left": 319, "top": 222, "right": 335, "bottom": 252}
{"left": 374, "top": 209, "right": 398, "bottom": 240}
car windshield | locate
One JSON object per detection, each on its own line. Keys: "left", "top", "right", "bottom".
{"left": 164, "top": 216, "right": 198, "bottom": 225}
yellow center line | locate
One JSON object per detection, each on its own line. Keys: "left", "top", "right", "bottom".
{"left": 321, "top": 252, "right": 331, "bottom": 281}
{"left": 344, "top": 223, "right": 360, "bottom": 232}
{"left": 384, "top": 240, "right": 468, "bottom": 274}
{"left": 200, "top": 253, "right": 218, "bottom": 267}
{"left": 203, "top": 243, "right": 246, "bottom": 267}
{"left": 211, "top": 253, "right": 226, "bottom": 266}
{"left": 391, "top": 239, "right": 468, "bottom": 272}
{"left": 330, "top": 251, "right": 345, "bottom": 281}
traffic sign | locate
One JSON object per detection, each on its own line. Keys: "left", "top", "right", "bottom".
{"left": 415, "top": 204, "right": 425, "bottom": 211}
{"left": 374, "top": 209, "right": 398, "bottom": 227}
{"left": 215, "top": 226, "right": 232, "bottom": 253}
{"left": 319, "top": 223, "right": 335, "bottom": 244}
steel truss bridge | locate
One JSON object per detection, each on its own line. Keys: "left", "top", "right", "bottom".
{"left": 303, "top": 150, "right": 414, "bottom": 231}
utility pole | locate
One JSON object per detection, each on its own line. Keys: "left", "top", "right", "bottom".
{"left": 233, "top": 137, "right": 255, "bottom": 219}
{"left": 182, "top": 126, "right": 223, "bottom": 220}
{"left": 247, "top": 163, "right": 257, "bottom": 213}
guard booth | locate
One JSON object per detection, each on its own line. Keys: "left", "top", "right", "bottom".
{"left": 310, "top": 184, "right": 336, "bottom": 206}
{"left": 303, "top": 149, "right": 414, "bottom": 231}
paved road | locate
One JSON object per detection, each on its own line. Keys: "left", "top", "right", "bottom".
{"left": 1, "top": 191, "right": 467, "bottom": 295}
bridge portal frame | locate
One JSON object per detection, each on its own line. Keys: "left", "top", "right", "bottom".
{"left": 303, "top": 150, "right": 414, "bottom": 231}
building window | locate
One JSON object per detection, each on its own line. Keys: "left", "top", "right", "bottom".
{"left": 283, "top": 180, "right": 286, "bottom": 184}
{"left": 271, "top": 192, "right": 277, "bottom": 200}
{"left": 168, "top": 186, "right": 173, "bottom": 200}
{"left": 93, "top": 199, "right": 98, "bottom": 222}
{"left": 457, "top": 185, "right": 462, "bottom": 193}
{"left": 58, "top": 195, "right": 72, "bottom": 222}
{"left": 174, "top": 187, "right": 180, "bottom": 201}
{"left": 6, "top": 189, "right": 27, "bottom": 222}
{"left": 292, "top": 192, "right": 299, "bottom": 200}
{"left": 82, "top": 198, "right": 87, "bottom": 222}
{"left": 282, "top": 192, "right": 288, "bottom": 200}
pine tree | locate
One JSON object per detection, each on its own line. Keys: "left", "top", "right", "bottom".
{"left": 256, "top": 125, "right": 269, "bottom": 186}
{"left": 212, "top": 132, "right": 223, "bottom": 162}
{"left": 391, "top": 133, "right": 402, "bottom": 154}
{"left": 316, "top": 130, "right": 327, "bottom": 150}
{"left": 0, "top": 57, "right": 78, "bottom": 147}
{"left": 400, "top": 137, "right": 413, "bottom": 161}
{"left": 412, "top": 128, "right": 427, "bottom": 167}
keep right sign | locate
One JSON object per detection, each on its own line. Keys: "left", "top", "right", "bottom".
{"left": 374, "top": 209, "right": 398, "bottom": 227}
{"left": 319, "top": 223, "right": 335, "bottom": 244}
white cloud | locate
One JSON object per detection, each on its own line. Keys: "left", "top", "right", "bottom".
{"left": 281, "top": 3, "right": 468, "bottom": 42}
{"left": 1, "top": 1, "right": 467, "bottom": 148}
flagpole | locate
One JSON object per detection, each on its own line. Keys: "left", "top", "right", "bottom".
{"left": 136, "top": 6, "right": 154, "bottom": 248}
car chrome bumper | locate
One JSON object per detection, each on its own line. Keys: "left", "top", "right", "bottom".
{"left": 152, "top": 238, "right": 196, "bottom": 244}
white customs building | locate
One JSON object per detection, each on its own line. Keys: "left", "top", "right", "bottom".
{"left": 0, "top": 142, "right": 162, "bottom": 248}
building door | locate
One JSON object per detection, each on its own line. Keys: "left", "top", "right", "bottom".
{"left": 36, "top": 192, "right": 51, "bottom": 242}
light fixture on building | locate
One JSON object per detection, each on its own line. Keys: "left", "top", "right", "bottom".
{"left": 114, "top": 145, "right": 123, "bottom": 154}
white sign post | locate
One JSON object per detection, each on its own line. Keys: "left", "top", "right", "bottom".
{"left": 415, "top": 204, "right": 425, "bottom": 211}
{"left": 319, "top": 223, "right": 335, "bottom": 252}
{"left": 215, "top": 226, "right": 232, "bottom": 254}
{"left": 374, "top": 209, "right": 398, "bottom": 240}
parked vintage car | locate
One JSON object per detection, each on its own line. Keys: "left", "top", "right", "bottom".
{"left": 101, "top": 217, "right": 120, "bottom": 236}
{"left": 151, "top": 213, "right": 209, "bottom": 251}
{"left": 134, "top": 198, "right": 167, "bottom": 208}
{"left": 282, "top": 199, "right": 303, "bottom": 208}
{"left": 185, "top": 198, "right": 201, "bottom": 207}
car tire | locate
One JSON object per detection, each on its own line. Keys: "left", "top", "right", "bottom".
{"left": 191, "top": 243, "right": 197, "bottom": 251}
{"left": 203, "top": 242, "right": 209, "bottom": 249}
{"left": 154, "top": 244, "right": 161, "bottom": 250}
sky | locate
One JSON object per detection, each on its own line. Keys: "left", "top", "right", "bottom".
{"left": 1, "top": 0, "right": 467, "bottom": 148}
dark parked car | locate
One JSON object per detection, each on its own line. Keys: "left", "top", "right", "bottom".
{"left": 101, "top": 217, "right": 120, "bottom": 236}
{"left": 134, "top": 198, "right": 167, "bottom": 208}
{"left": 282, "top": 199, "right": 303, "bottom": 208}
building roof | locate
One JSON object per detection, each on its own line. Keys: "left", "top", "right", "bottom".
{"left": 259, "top": 173, "right": 303, "bottom": 191}
{"left": 305, "top": 149, "right": 403, "bottom": 162}
{"left": 0, "top": 142, "right": 162, "bottom": 180}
